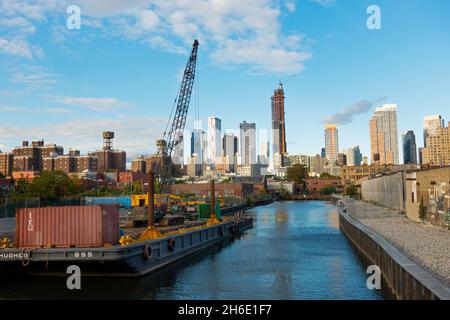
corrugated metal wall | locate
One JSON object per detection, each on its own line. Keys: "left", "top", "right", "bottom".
{"left": 16, "top": 205, "right": 119, "bottom": 248}
{"left": 84, "top": 196, "right": 132, "bottom": 209}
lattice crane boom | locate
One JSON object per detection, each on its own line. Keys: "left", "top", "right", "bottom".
{"left": 157, "top": 39, "right": 199, "bottom": 193}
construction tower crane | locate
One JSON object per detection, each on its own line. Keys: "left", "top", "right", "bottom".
{"left": 155, "top": 39, "right": 199, "bottom": 193}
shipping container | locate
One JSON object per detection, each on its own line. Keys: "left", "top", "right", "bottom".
{"left": 84, "top": 196, "right": 131, "bottom": 209}
{"left": 15, "top": 205, "right": 120, "bottom": 248}
{"left": 198, "top": 203, "right": 221, "bottom": 220}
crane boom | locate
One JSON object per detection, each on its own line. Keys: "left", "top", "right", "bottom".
{"left": 156, "top": 39, "right": 199, "bottom": 193}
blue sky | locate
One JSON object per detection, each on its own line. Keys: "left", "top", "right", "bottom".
{"left": 1, "top": 0, "right": 450, "bottom": 163}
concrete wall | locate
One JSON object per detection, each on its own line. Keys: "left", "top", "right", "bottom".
{"left": 338, "top": 208, "right": 450, "bottom": 300}
{"left": 361, "top": 172, "right": 405, "bottom": 212}
{"left": 405, "top": 172, "right": 421, "bottom": 222}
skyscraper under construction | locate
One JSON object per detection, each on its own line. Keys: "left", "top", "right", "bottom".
{"left": 271, "top": 83, "right": 287, "bottom": 166}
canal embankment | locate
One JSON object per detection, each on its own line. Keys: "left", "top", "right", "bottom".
{"left": 338, "top": 198, "right": 450, "bottom": 299}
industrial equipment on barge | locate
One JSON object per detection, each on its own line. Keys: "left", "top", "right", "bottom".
{"left": 0, "top": 39, "right": 254, "bottom": 278}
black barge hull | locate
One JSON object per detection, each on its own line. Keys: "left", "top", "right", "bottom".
{"left": 0, "top": 218, "right": 253, "bottom": 277}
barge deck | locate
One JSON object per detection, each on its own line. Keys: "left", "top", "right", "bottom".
{"left": 0, "top": 217, "right": 253, "bottom": 278}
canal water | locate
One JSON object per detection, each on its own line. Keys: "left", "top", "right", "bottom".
{"left": 0, "top": 201, "right": 384, "bottom": 300}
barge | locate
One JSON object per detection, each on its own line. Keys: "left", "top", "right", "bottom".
{"left": 0, "top": 216, "right": 252, "bottom": 277}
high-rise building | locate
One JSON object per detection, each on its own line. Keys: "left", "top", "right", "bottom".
{"left": 271, "top": 83, "right": 287, "bottom": 166}
{"left": 207, "top": 117, "right": 222, "bottom": 163}
{"left": 345, "top": 146, "right": 363, "bottom": 166}
{"left": 423, "top": 115, "right": 444, "bottom": 147}
{"left": 12, "top": 140, "right": 43, "bottom": 171}
{"left": 309, "top": 154, "right": 325, "bottom": 176}
{"left": 337, "top": 153, "right": 347, "bottom": 166}
{"left": 0, "top": 152, "right": 14, "bottom": 177}
{"left": 321, "top": 147, "right": 326, "bottom": 159}
{"left": 418, "top": 147, "right": 424, "bottom": 164}
{"left": 324, "top": 124, "right": 340, "bottom": 176}
{"left": 258, "top": 129, "right": 270, "bottom": 166}
{"left": 223, "top": 133, "right": 238, "bottom": 166}
{"left": 171, "top": 130, "right": 184, "bottom": 166}
{"left": 402, "top": 131, "right": 417, "bottom": 164}
{"left": 324, "top": 124, "right": 339, "bottom": 166}
{"left": 95, "top": 132, "right": 126, "bottom": 172}
{"left": 370, "top": 104, "right": 399, "bottom": 165}
{"left": 258, "top": 141, "right": 270, "bottom": 165}
{"left": 191, "top": 129, "right": 205, "bottom": 165}
{"left": 422, "top": 122, "right": 450, "bottom": 166}
{"left": 131, "top": 156, "right": 146, "bottom": 173}
{"left": 240, "top": 121, "right": 256, "bottom": 165}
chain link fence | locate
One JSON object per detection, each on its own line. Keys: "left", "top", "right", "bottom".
{"left": 0, "top": 197, "right": 84, "bottom": 218}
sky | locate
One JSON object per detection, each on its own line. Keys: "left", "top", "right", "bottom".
{"left": 1, "top": 0, "right": 450, "bottom": 164}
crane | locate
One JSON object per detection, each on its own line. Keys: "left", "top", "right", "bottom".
{"left": 155, "top": 39, "right": 199, "bottom": 194}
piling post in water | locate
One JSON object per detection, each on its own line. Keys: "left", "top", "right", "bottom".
{"left": 148, "top": 169, "right": 155, "bottom": 228}
{"left": 207, "top": 179, "right": 220, "bottom": 225}
{"left": 139, "top": 169, "right": 162, "bottom": 240}
{"left": 210, "top": 179, "right": 215, "bottom": 219}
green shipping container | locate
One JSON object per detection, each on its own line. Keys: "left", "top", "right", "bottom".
{"left": 198, "top": 203, "right": 221, "bottom": 220}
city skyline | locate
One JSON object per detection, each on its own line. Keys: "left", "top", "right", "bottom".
{"left": 1, "top": 1, "right": 450, "bottom": 163}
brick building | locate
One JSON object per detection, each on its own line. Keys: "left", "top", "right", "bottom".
{"left": 171, "top": 182, "right": 254, "bottom": 199}
{"left": 0, "top": 152, "right": 14, "bottom": 177}
{"left": 304, "top": 177, "right": 343, "bottom": 193}
{"left": 131, "top": 156, "right": 146, "bottom": 173}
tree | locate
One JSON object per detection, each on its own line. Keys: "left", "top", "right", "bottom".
{"left": 344, "top": 186, "right": 358, "bottom": 197}
{"left": 319, "top": 187, "right": 336, "bottom": 195}
{"left": 286, "top": 164, "right": 308, "bottom": 184}
{"left": 419, "top": 198, "right": 427, "bottom": 222}
{"left": 11, "top": 171, "right": 83, "bottom": 201}
{"left": 320, "top": 172, "right": 339, "bottom": 178}
{"left": 122, "top": 181, "right": 143, "bottom": 195}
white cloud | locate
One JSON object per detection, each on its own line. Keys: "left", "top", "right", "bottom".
{"left": 310, "top": 0, "right": 336, "bottom": 7}
{"left": 0, "top": 37, "right": 33, "bottom": 59}
{"left": 76, "top": 0, "right": 312, "bottom": 74}
{"left": 212, "top": 38, "right": 311, "bottom": 74}
{"left": 0, "top": 116, "right": 166, "bottom": 156}
{"left": 46, "top": 108, "right": 72, "bottom": 113}
{"left": 1, "top": 106, "right": 31, "bottom": 112}
{"left": 0, "top": 16, "right": 36, "bottom": 35}
{"left": 9, "top": 65, "right": 57, "bottom": 87}
{"left": 1, "top": 105, "right": 73, "bottom": 114}
{"left": 0, "top": 0, "right": 312, "bottom": 74}
{"left": 136, "top": 10, "right": 160, "bottom": 31}
{"left": 59, "top": 97, "right": 131, "bottom": 111}
{"left": 285, "top": 1, "right": 296, "bottom": 13}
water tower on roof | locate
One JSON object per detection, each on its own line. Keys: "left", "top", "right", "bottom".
{"left": 103, "top": 131, "right": 114, "bottom": 151}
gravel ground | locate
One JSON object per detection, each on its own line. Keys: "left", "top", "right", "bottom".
{"left": 344, "top": 199, "right": 450, "bottom": 287}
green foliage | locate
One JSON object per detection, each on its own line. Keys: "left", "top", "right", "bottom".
{"left": 286, "top": 164, "right": 308, "bottom": 184}
{"left": 419, "top": 198, "right": 427, "bottom": 221}
{"left": 319, "top": 187, "right": 336, "bottom": 195}
{"left": 320, "top": 172, "right": 339, "bottom": 178}
{"left": 246, "top": 196, "right": 254, "bottom": 207}
{"left": 122, "top": 181, "right": 143, "bottom": 195}
{"left": 83, "top": 187, "right": 122, "bottom": 197}
{"left": 344, "top": 186, "right": 358, "bottom": 197}
{"left": 279, "top": 186, "right": 293, "bottom": 200}
{"left": 11, "top": 171, "right": 83, "bottom": 201}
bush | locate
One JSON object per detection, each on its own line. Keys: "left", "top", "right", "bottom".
{"left": 419, "top": 198, "right": 427, "bottom": 222}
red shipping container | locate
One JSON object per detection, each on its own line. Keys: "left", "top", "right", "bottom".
{"left": 15, "top": 205, "right": 120, "bottom": 248}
